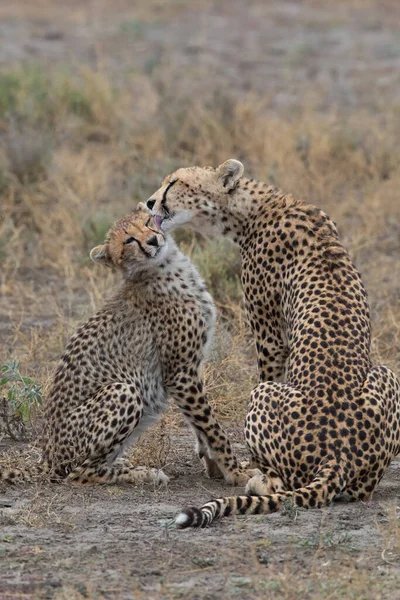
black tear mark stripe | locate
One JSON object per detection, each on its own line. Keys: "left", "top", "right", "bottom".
{"left": 123, "top": 236, "right": 152, "bottom": 258}
{"left": 162, "top": 179, "right": 177, "bottom": 212}
{"left": 124, "top": 236, "right": 136, "bottom": 245}
{"left": 137, "top": 240, "right": 152, "bottom": 258}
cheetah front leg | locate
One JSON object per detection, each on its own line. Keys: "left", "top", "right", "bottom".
{"left": 169, "top": 374, "right": 250, "bottom": 486}
{"left": 185, "top": 421, "right": 225, "bottom": 479}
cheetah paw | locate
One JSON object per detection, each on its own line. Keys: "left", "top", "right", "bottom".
{"left": 224, "top": 469, "right": 254, "bottom": 487}
{"left": 149, "top": 468, "right": 170, "bottom": 486}
{"left": 245, "top": 473, "right": 274, "bottom": 496}
{"left": 133, "top": 466, "right": 170, "bottom": 486}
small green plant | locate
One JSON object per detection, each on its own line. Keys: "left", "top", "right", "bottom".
{"left": 297, "top": 531, "right": 354, "bottom": 549}
{"left": 62, "top": 86, "right": 93, "bottom": 120}
{"left": 191, "top": 556, "right": 217, "bottom": 568}
{"left": 230, "top": 576, "right": 252, "bottom": 589}
{"left": 282, "top": 496, "right": 298, "bottom": 520}
{"left": 0, "top": 360, "right": 43, "bottom": 440}
{"left": 321, "top": 531, "right": 354, "bottom": 548}
{"left": 298, "top": 536, "right": 316, "bottom": 548}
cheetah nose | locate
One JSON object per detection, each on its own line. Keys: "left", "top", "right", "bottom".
{"left": 147, "top": 235, "right": 159, "bottom": 247}
{"left": 147, "top": 199, "right": 156, "bottom": 210}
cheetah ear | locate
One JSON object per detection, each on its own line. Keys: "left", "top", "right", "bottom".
{"left": 216, "top": 159, "right": 244, "bottom": 190}
{"left": 90, "top": 244, "right": 113, "bottom": 267}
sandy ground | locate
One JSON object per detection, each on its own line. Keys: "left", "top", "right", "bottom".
{"left": 0, "top": 432, "right": 400, "bottom": 599}
{"left": 1, "top": 432, "right": 400, "bottom": 599}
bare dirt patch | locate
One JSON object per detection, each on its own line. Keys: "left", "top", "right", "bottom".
{"left": 1, "top": 435, "right": 400, "bottom": 600}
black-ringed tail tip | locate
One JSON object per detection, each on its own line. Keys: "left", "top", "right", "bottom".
{"left": 174, "top": 496, "right": 270, "bottom": 529}
{"left": 174, "top": 507, "right": 209, "bottom": 529}
{"left": 174, "top": 496, "right": 253, "bottom": 529}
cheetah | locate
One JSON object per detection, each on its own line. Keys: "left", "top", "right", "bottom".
{"left": 145, "top": 159, "right": 400, "bottom": 527}
{"left": 1, "top": 206, "right": 249, "bottom": 487}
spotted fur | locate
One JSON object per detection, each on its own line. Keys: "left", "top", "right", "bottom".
{"left": 147, "top": 160, "right": 400, "bottom": 527}
{"left": 1, "top": 206, "right": 249, "bottom": 487}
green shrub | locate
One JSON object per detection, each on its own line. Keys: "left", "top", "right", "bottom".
{"left": 0, "top": 361, "right": 43, "bottom": 440}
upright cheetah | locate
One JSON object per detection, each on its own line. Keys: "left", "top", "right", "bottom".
{"left": 1, "top": 206, "right": 248, "bottom": 486}
{"left": 146, "top": 159, "right": 400, "bottom": 527}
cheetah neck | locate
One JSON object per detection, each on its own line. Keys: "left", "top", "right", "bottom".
{"left": 219, "top": 179, "right": 298, "bottom": 244}
{"left": 217, "top": 179, "right": 343, "bottom": 265}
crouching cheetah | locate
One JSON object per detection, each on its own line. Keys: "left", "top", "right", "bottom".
{"left": 1, "top": 206, "right": 249, "bottom": 486}
{"left": 146, "top": 159, "right": 400, "bottom": 527}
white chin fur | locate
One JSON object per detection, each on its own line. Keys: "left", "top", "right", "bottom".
{"left": 174, "top": 512, "right": 189, "bottom": 526}
{"left": 151, "top": 242, "right": 169, "bottom": 264}
{"left": 161, "top": 210, "right": 193, "bottom": 232}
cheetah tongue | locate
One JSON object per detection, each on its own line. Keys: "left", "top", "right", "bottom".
{"left": 154, "top": 215, "right": 164, "bottom": 229}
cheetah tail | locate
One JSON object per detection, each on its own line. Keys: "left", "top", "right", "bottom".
{"left": 175, "top": 465, "right": 343, "bottom": 529}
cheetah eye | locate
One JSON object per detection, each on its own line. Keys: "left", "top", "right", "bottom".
{"left": 124, "top": 236, "right": 137, "bottom": 245}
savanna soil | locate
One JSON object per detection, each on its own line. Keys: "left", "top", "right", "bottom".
{"left": 1, "top": 435, "right": 400, "bottom": 600}
{"left": 1, "top": 1, "right": 400, "bottom": 598}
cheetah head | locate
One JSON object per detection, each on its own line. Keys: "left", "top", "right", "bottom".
{"left": 146, "top": 159, "right": 244, "bottom": 235}
{"left": 90, "top": 205, "right": 168, "bottom": 276}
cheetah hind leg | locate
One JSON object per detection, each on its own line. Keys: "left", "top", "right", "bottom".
{"left": 62, "top": 382, "right": 169, "bottom": 486}
{"left": 340, "top": 365, "right": 400, "bottom": 502}
{"left": 69, "top": 462, "right": 169, "bottom": 486}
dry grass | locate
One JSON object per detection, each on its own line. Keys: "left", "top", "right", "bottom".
{"left": 45, "top": 563, "right": 399, "bottom": 600}
{"left": 1, "top": 66, "right": 399, "bottom": 402}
